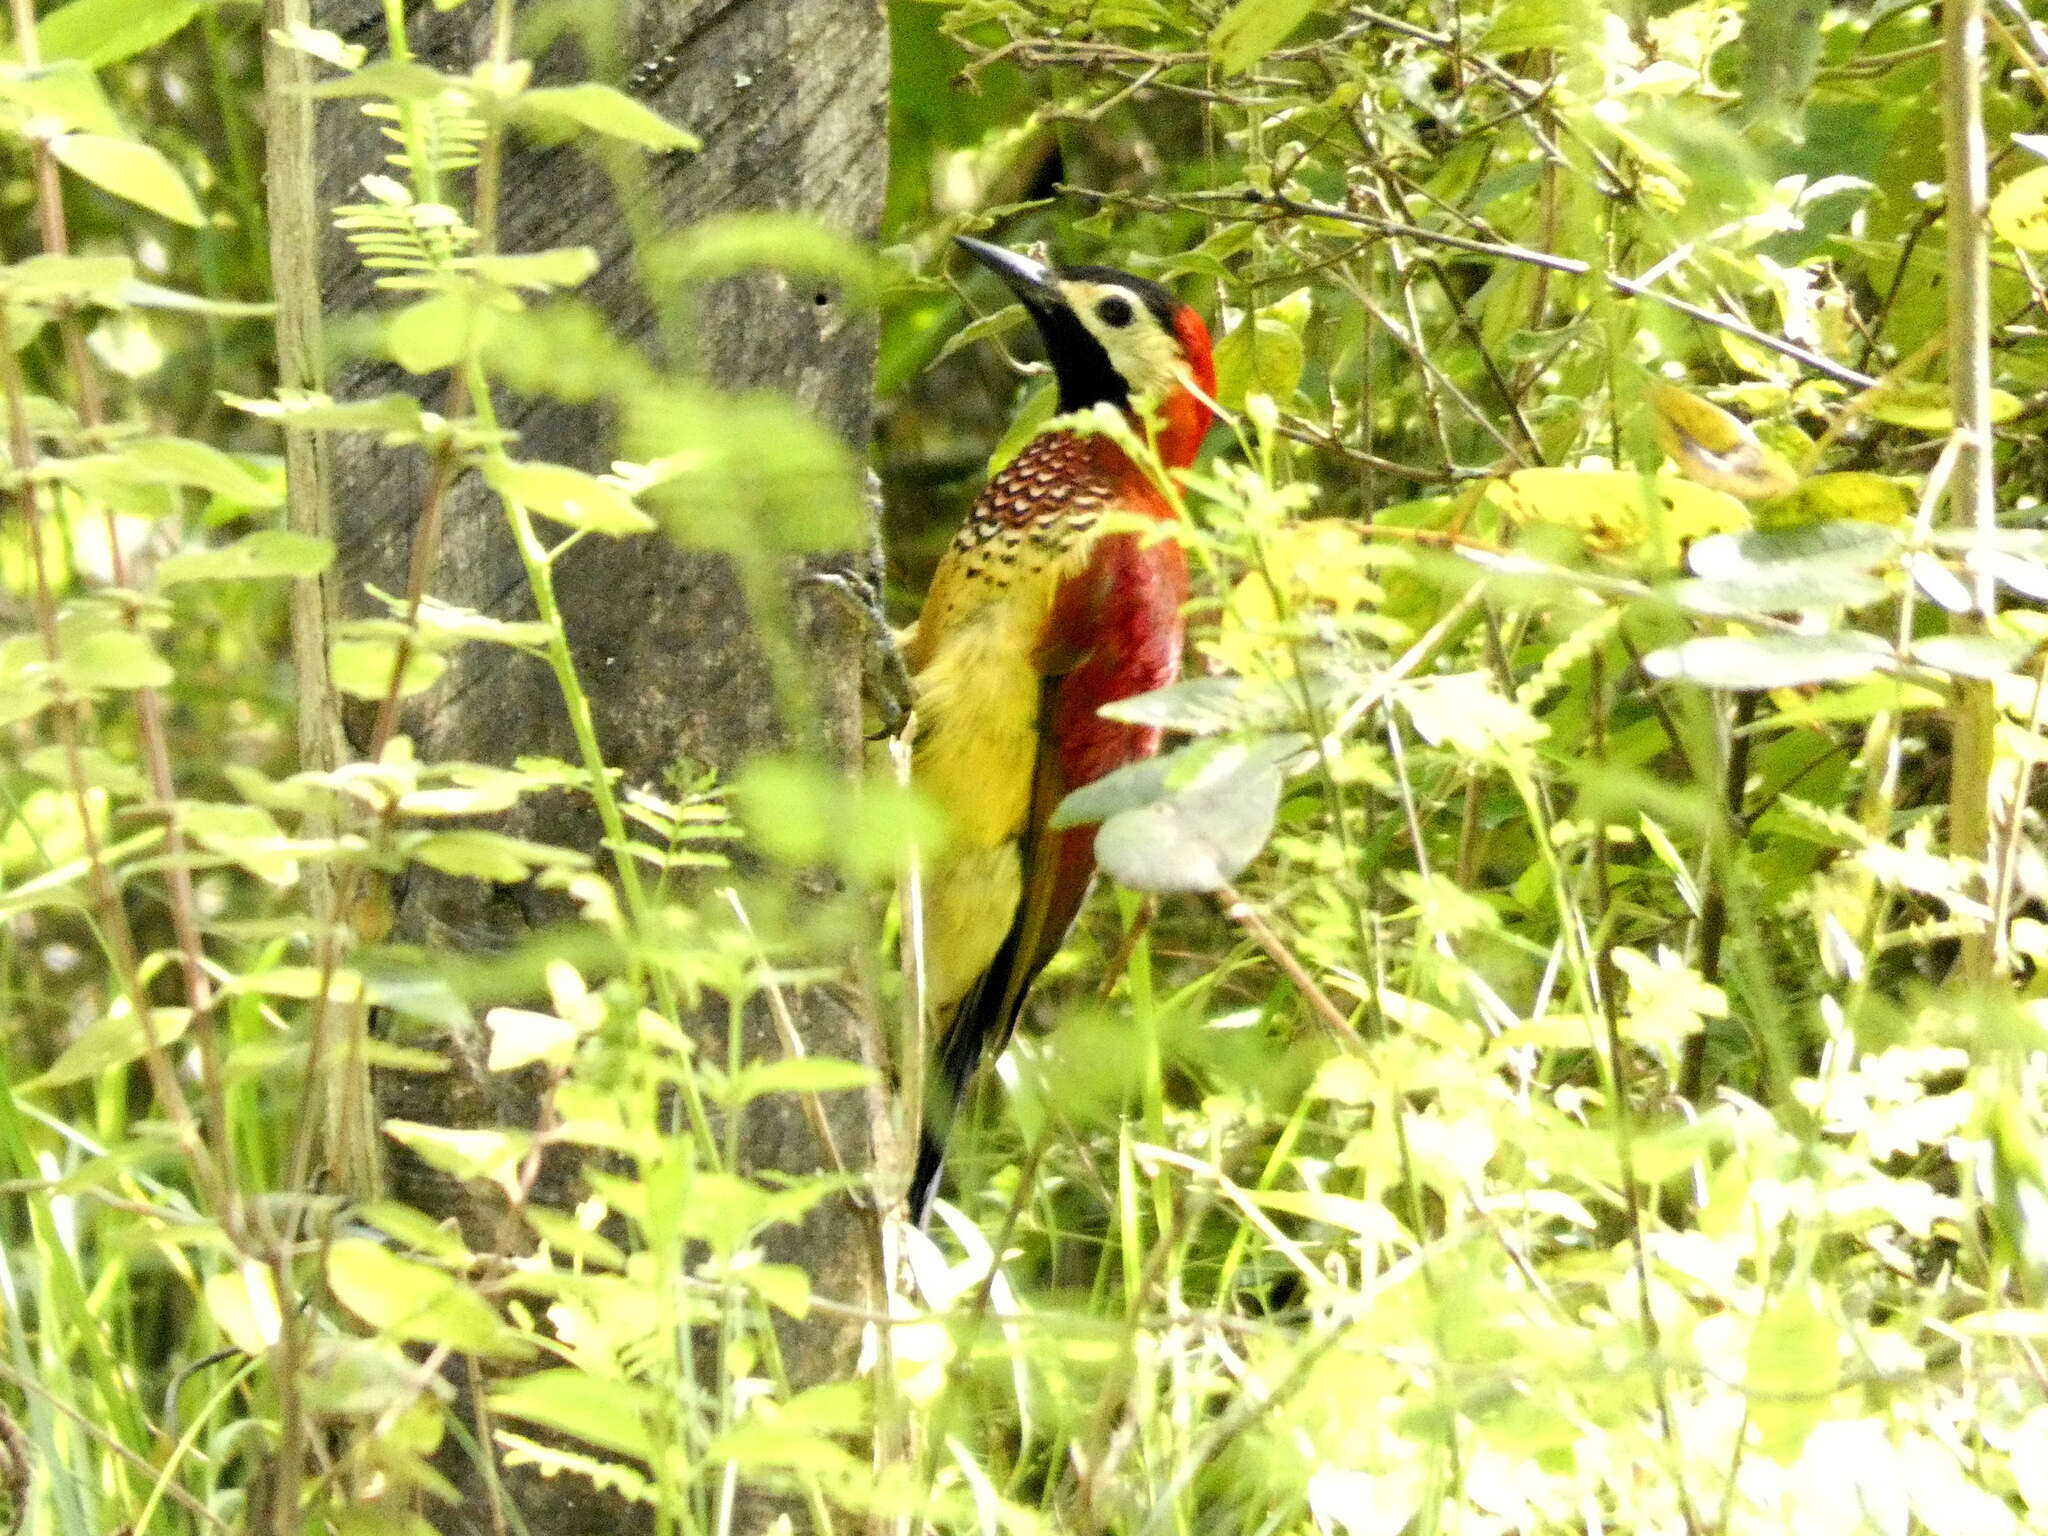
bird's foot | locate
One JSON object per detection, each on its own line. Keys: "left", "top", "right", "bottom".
{"left": 805, "top": 568, "right": 915, "bottom": 742}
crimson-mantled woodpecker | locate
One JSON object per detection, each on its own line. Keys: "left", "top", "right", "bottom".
{"left": 906, "top": 236, "right": 1217, "bottom": 1220}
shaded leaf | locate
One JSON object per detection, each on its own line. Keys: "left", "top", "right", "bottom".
{"left": 1209, "top": 0, "right": 1317, "bottom": 73}
{"left": 515, "top": 83, "right": 699, "bottom": 151}
{"left": 1867, "top": 381, "right": 2023, "bottom": 433}
{"left": 488, "top": 1371, "right": 657, "bottom": 1459}
{"left": 1079, "top": 736, "right": 1303, "bottom": 894}
{"left": 20, "top": 1003, "right": 191, "bottom": 1090}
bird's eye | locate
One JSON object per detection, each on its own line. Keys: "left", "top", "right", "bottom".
{"left": 1096, "top": 295, "right": 1135, "bottom": 328}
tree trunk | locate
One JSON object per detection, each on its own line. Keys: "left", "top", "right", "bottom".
{"left": 309, "top": 3, "right": 889, "bottom": 1531}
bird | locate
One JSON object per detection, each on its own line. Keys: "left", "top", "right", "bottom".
{"left": 902, "top": 234, "right": 1217, "bottom": 1222}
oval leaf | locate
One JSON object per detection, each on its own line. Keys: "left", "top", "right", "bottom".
{"left": 49, "top": 133, "right": 202, "bottom": 227}
{"left": 1644, "top": 633, "right": 1893, "bottom": 690}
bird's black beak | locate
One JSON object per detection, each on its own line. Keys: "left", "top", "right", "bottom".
{"left": 954, "top": 235, "right": 1063, "bottom": 312}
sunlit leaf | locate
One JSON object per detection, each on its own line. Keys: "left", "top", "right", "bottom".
{"left": 159, "top": 530, "right": 334, "bottom": 585}
{"left": 329, "top": 635, "right": 447, "bottom": 700}
{"left": 204, "top": 1262, "right": 283, "bottom": 1355}
{"left": 1991, "top": 165, "right": 2048, "bottom": 252}
{"left": 0, "top": 253, "right": 133, "bottom": 304}
{"left": 326, "top": 1239, "right": 531, "bottom": 1359}
{"left": 48, "top": 133, "right": 202, "bottom": 227}
{"left": 1867, "top": 381, "right": 2023, "bottom": 433}
{"left": 1648, "top": 381, "right": 1798, "bottom": 502}
{"left": 37, "top": 0, "right": 202, "bottom": 67}
{"left": 1644, "top": 633, "right": 1893, "bottom": 690}
{"left": 481, "top": 459, "right": 653, "bottom": 536}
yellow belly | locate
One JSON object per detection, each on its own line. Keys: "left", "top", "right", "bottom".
{"left": 909, "top": 557, "right": 1075, "bottom": 1010}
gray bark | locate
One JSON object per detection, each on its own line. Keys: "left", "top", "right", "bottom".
{"left": 309, "top": 2, "right": 890, "bottom": 1531}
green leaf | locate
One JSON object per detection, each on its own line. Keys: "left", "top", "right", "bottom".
{"left": 0, "top": 253, "right": 133, "bottom": 304}
{"left": 326, "top": 1239, "right": 532, "bottom": 1360}
{"left": 987, "top": 381, "right": 1057, "bottom": 473}
{"left": 1910, "top": 634, "right": 2035, "bottom": 681}
{"left": 1212, "top": 312, "right": 1306, "bottom": 412}
{"left": 1208, "top": 0, "right": 1317, "bottom": 73}
{"left": 1738, "top": 0, "right": 1825, "bottom": 139}
{"left": 1480, "top": 0, "right": 1595, "bottom": 53}
{"left": 484, "top": 1008, "right": 579, "bottom": 1072}
{"left": 306, "top": 59, "right": 463, "bottom": 101}
{"left": 1746, "top": 1284, "right": 1841, "bottom": 1461}
{"left": 0, "top": 60, "right": 121, "bottom": 134}
{"left": 514, "top": 83, "right": 699, "bottom": 151}
{"left": 480, "top": 459, "right": 653, "bottom": 536}
{"left": 47, "top": 133, "right": 202, "bottom": 226}
{"left": 385, "top": 292, "right": 497, "bottom": 376}
{"left": 21, "top": 743, "right": 145, "bottom": 798}
{"left": 488, "top": 1371, "right": 657, "bottom": 1459}
{"left": 1674, "top": 567, "right": 1889, "bottom": 616}
{"left": 159, "top": 530, "right": 335, "bottom": 585}
{"left": 1689, "top": 519, "right": 1899, "bottom": 582}
{"left": 381, "top": 1121, "right": 529, "bottom": 1192}
{"left": 629, "top": 387, "right": 865, "bottom": 555}
{"left": 1867, "top": 381, "right": 2024, "bottom": 433}
{"left": 20, "top": 1003, "right": 191, "bottom": 1090}
{"left": 366, "top": 588, "right": 552, "bottom": 649}
{"left": 36, "top": 0, "right": 203, "bottom": 67}
{"left": 648, "top": 213, "right": 877, "bottom": 306}
{"left": 1643, "top": 633, "right": 1894, "bottom": 691}
{"left": 1098, "top": 672, "right": 1342, "bottom": 736}
{"left": 1992, "top": 165, "right": 2048, "bottom": 252}
{"left": 203, "top": 1263, "right": 282, "bottom": 1355}
{"left": 329, "top": 635, "right": 446, "bottom": 700}
{"left": 722, "top": 1057, "right": 876, "bottom": 1105}
{"left": 410, "top": 829, "right": 591, "bottom": 882}
{"left": 224, "top": 390, "right": 426, "bottom": 436}
{"left": 1055, "top": 736, "right": 1303, "bottom": 894}
{"left": 52, "top": 436, "right": 283, "bottom": 508}
{"left": 463, "top": 247, "right": 599, "bottom": 292}
{"left": 735, "top": 1261, "right": 812, "bottom": 1319}
{"left": 228, "top": 967, "right": 365, "bottom": 1003}
{"left": 182, "top": 801, "right": 298, "bottom": 886}
{"left": 55, "top": 620, "right": 173, "bottom": 692}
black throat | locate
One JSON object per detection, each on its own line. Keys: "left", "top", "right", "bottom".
{"left": 1025, "top": 265, "right": 1181, "bottom": 415}
{"left": 1031, "top": 305, "right": 1129, "bottom": 414}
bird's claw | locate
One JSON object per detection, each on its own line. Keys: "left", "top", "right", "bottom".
{"left": 805, "top": 569, "right": 915, "bottom": 741}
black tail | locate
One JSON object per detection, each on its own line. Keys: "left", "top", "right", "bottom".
{"left": 908, "top": 1126, "right": 949, "bottom": 1227}
{"left": 909, "top": 925, "right": 1037, "bottom": 1226}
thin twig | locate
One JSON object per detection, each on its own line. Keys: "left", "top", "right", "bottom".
{"left": 1214, "top": 885, "right": 1364, "bottom": 1050}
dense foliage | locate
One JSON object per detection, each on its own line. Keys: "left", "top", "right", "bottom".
{"left": 3, "top": 0, "right": 2047, "bottom": 1533}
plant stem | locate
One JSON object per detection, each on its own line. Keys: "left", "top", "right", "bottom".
{"left": 9, "top": 0, "right": 225, "bottom": 1150}
{"left": 1941, "top": 0, "right": 1999, "bottom": 983}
